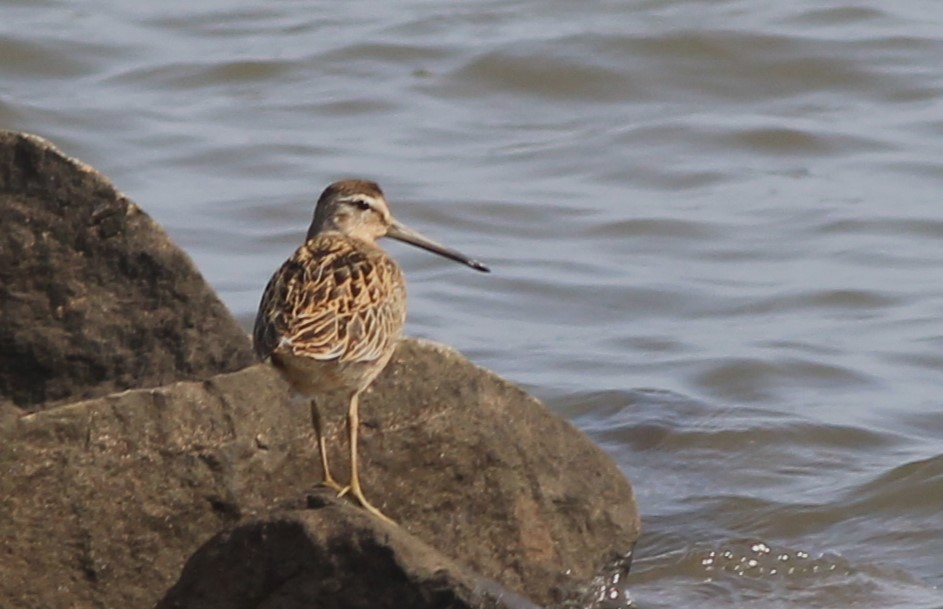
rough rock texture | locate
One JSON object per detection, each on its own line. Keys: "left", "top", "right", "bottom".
{"left": 0, "top": 130, "right": 255, "bottom": 410}
{"left": 1, "top": 364, "right": 298, "bottom": 609}
{"left": 157, "top": 506, "right": 544, "bottom": 609}
{"left": 0, "top": 131, "right": 640, "bottom": 609}
{"left": 1, "top": 340, "right": 639, "bottom": 608}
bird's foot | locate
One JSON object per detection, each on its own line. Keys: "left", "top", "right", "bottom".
{"left": 350, "top": 487, "right": 396, "bottom": 525}
{"left": 318, "top": 476, "right": 347, "bottom": 494}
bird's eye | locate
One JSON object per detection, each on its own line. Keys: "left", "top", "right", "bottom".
{"left": 353, "top": 199, "right": 372, "bottom": 211}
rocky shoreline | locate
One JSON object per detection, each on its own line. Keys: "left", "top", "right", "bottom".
{"left": 0, "top": 131, "right": 640, "bottom": 608}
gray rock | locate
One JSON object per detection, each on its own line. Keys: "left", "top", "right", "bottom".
{"left": 1, "top": 341, "right": 639, "bottom": 608}
{"left": 157, "top": 505, "right": 546, "bottom": 609}
{"left": 0, "top": 130, "right": 255, "bottom": 409}
{"left": 0, "top": 131, "right": 640, "bottom": 609}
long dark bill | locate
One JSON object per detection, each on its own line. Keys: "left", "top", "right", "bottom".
{"left": 387, "top": 220, "right": 490, "bottom": 273}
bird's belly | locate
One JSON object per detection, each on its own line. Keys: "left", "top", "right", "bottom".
{"left": 271, "top": 350, "right": 391, "bottom": 398}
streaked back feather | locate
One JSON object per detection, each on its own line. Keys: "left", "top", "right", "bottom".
{"left": 253, "top": 234, "right": 407, "bottom": 366}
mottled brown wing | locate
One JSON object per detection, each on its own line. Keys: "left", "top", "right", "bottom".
{"left": 252, "top": 235, "right": 406, "bottom": 364}
{"left": 252, "top": 268, "right": 286, "bottom": 361}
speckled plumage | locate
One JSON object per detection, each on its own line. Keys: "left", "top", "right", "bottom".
{"left": 252, "top": 179, "right": 488, "bottom": 524}
{"left": 254, "top": 235, "right": 407, "bottom": 396}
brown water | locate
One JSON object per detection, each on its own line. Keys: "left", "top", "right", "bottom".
{"left": 3, "top": 1, "right": 943, "bottom": 607}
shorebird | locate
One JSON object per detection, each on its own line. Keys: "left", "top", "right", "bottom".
{"left": 253, "top": 180, "right": 489, "bottom": 523}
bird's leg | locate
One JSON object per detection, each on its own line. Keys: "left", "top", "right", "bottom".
{"left": 310, "top": 399, "right": 346, "bottom": 493}
{"left": 346, "top": 392, "right": 396, "bottom": 525}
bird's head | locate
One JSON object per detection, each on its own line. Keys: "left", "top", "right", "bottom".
{"left": 307, "top": 179, "right": 490, "bottom": 273}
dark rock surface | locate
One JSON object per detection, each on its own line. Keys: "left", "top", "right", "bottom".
{"left": 157, "top": 505, "right": 545, "bottom": 609}
{"left": 0, "top": 130, "right": 255, "bottom": 409}
{"left": 1, "top": 340, "right": 639, "bottom": 608}
{"left": 1, "top": 364, "right": 301, "bottom": 609}
{"left": 0, "top": 131, "right": 640, "bottom": 609}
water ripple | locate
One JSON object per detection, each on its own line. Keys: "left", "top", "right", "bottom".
{"left": 5, "top": 1, "right": 943, "bottom": 605}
